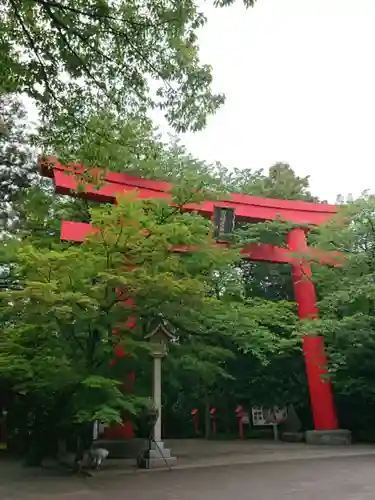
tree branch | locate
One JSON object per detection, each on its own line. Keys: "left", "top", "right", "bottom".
{"left": 9, "top": 0, "right": 126, "bottom": 154}
{"left": 9, "top": 0, "right": 59, "bottom": 102}
{"left": 40, "top": 4, "right": 140, "bottom": 106}
{"left": 32, "top": 0, "right": 180, "bottom": 29}
{"left": 31, "top": 0, "right": 181, "bottom": 99}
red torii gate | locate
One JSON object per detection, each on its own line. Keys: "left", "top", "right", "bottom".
{"left": 39, "top": 157, "right": 341, "bottom": 434}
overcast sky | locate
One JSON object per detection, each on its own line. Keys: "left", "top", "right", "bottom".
{"left": 24, "top": 1, "right": 375, "bottom": 202}
{"left": 178, "top": 0, "right": 375, "bottom": 202}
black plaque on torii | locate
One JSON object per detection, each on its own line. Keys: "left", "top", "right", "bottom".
{"left": 213, "top": 207, "right": 236, "bottom": 240}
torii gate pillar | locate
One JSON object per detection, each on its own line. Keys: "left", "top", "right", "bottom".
{"left": 288, "top": 228, "right": 338, "bottom": 431}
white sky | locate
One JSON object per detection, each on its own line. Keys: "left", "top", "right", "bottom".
{"left": 24, "top": 0, "right": 375, "bottom": 203}
{"left": 179, "top": 0, "right": 375, "bottom": 202}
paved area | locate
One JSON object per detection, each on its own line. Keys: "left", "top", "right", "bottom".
{"left": 3, "top": 455, "right": 375, "bottom": 500}
{"left": 164, "top": 439, "right": 375, "bottom": 469}
{"left": 99, "top": 439, "right": 375, "bottom": 474}
{"left": 3, "top": 441, "right": 375, "bottom": 499}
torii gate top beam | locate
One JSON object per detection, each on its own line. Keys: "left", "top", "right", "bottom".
{"left": 38, "top": 157, "right": 341, "bottom": 266}
{"left": 39, "top": 157, "right": 337, "bottom": 227}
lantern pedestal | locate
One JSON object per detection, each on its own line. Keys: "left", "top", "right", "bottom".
{"left": 140, "top": 440, "right": 176, "bottom": 469}
{"left": 141, "top": 353, "right": 176, "bottom": 468}
{"left": 152, "top": 355, "right": 162, "bottom": 444}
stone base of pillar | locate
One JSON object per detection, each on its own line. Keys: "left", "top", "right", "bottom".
{"left": 305, "top": 429, "right": 352, "bottom": 445}
{"left": 138, "top": 441, "right": 176, "bottom": 469}
{"left": 281, "top": 431, "right": 305, "bottom": 443}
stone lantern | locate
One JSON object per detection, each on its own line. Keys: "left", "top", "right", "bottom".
{"left": 145, "top": 319, "right": 174, "bottom": 358}
{"left": 144, "top": 318, "right": 176, "bottom": 465}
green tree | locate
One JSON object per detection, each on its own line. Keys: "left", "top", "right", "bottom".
{"left": 305, "top": 196, "right": 375, "bottom": 438}
{"left": 0, "top": 94, "right": 38, "bottom": 232}
{"left": 220, "top": 162, "right": 318, "bottom": 201}
{"left": 2, "top": 99, "right": 318, "bottom": 440}
{"left": 51, "top": 115, "right": 321, "bottom": 431}
{"left": 1, "top": 180, "right": 288, "bottom": 460}
{"left": 2, "top": 0, "right": 255, "bottom": 134}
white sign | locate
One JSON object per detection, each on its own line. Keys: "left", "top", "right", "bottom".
{"left": 251, "top": 406, "right": 288, "bottom": 426}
